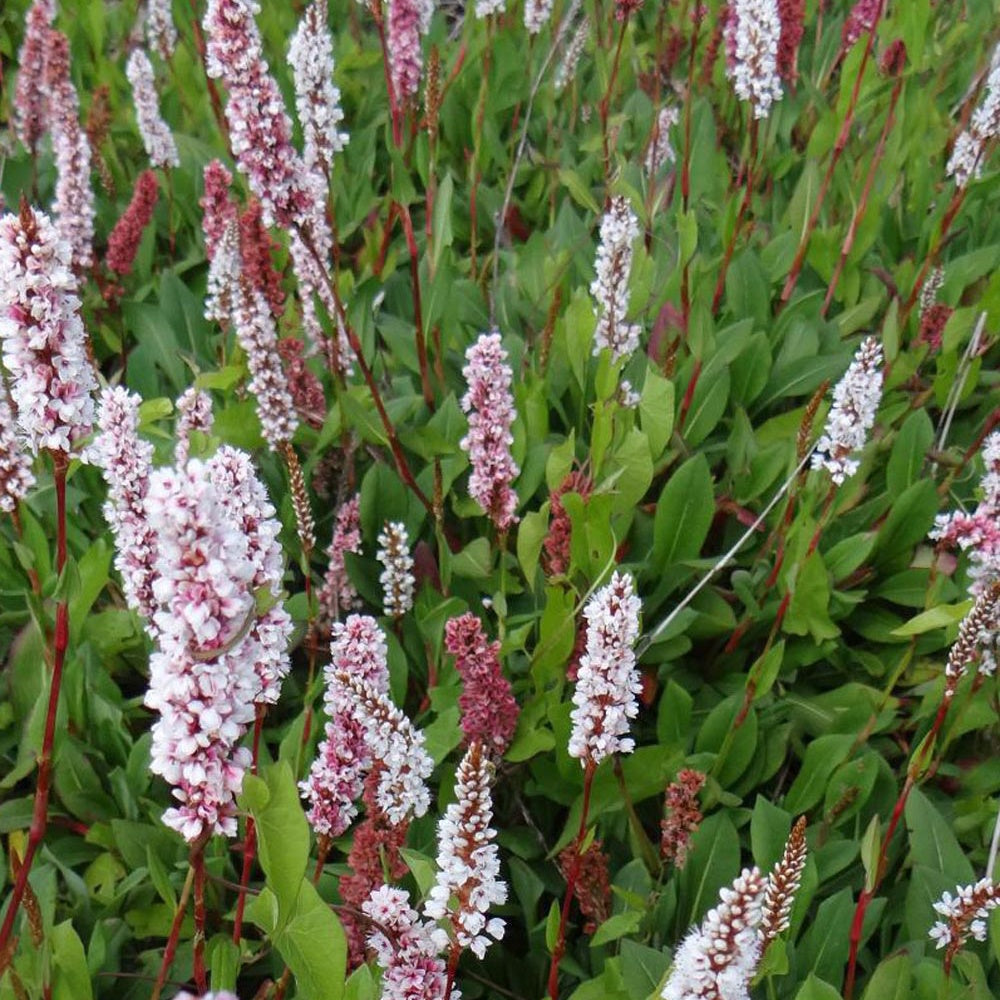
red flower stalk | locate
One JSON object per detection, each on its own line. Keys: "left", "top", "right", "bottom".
{"left": 776, "top": 0, "right": 805, "bottom": 84}
{"left": 278, "top": 337, "right": 325, "bottom": 426}
{"left": 106, "top": 171, "right": 159, "bottom": 276}
{"left": 444, "top": 613, "right": 520, "bottom": 758}
{"left": 557, "top": 840, "right": 611, "bottom": 933}
{"left": 660, "top": 768, "right": 706, "bottom": 868}
{"left": 239, "top": 200, "right": 285, "bottom": 319}
{"left": 543, "top": 470, "right": 593, "bottom": 577}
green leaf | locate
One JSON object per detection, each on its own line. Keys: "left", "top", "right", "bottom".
{"left": 652, "top": 454, "right": 714, "bottom": 568}
{"left": 784, "top": 553, "right": 839, "bottom": 642}
{"left": 273, "top": 880, "right": 347, "bottom": 1000}
{"left": 399, "top": 847, "right": 437, "bottom": 897}
{"left": 589, "top": 909, "right": 643, "bottom": 947}
{"left": 241, "top": 762, "right": 310, "bottom": 932}
{"left": 620, "top": 940, "right": 670, "bottom": 1000}
{"left": 783, "top": 734, "right": 855, "bottom": 814}
{"left": 51, "top": 922, "right": 93, "bottom": 1000}
{"left": 891, "top": 601, "right": 972, "bottom": 637}
{"left": 886, "top": 410, "right": 933, "bottom": 495}
{"left": 793, "top": 975, "right": 843, "bottom": 1000}
{"left": 558, "top": 168, "right": 601, "bottom": 215}
{"left": 678, "top": 812, "right": 740, "bottom": 927}
{"left": 683, "top": 366, "right": 730, "bottom": 447}
{"left": 545, "top": 898, "right": 561, "bottom": 953}
{"left": 431, "top": 171, "right": 454, "bottom": 272}
{"left": 905, "top": 787, "right": 975, "bottom": 882}
{"left": 639, "top": 368, "right": 675, "bottom": 460}
{"left": 452, "top": 538, "right": 493, "bottom": 579}
{"left": 860, "top": 955, "right": 912, "bottom": 1000}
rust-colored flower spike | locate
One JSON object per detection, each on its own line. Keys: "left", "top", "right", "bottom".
{"left": 284, "top": 442, "right": 316, "bottom": 555}
{"left": 760, "top": 816, "right": 807, "bottom": 947}
{"left": 797, "top": 379, "right": 831, "bottom": 466}
{"left": 423, "top": 47, "right": 441, "bottom": 136}
{"left": 558, "top": 840, "right": 611, "bottom": 933}
{"left": 660, "top": 769, "right": 706, "bottom": 869}
{"left": 944, "top": 581, "right": 1000, "bottom": 692}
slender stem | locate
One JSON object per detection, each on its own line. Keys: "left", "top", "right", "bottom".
{"left": 822, "top": 74, "right": 904, "bottom": 317}
{"left": 679, "top": 9, "right": 701, "bottom": 338}
{"left": 547, "top": 761, "right": 596, "bottom": 1000}
{"left": 711, "top": 114, "right": 758, "bottom": 314}
{"left": 150, "top": 859, "right": 198, "bottom": 1000}
{"left": 599, "top": 19, "right": 629, "bottom": 189}
{"left": 843, "top": 690, "right": 954, "bottom": 1000}
{"left": 779, "top": 4, "right": 883, "bottom": 309}
{"left": 0, "top": 453, "right": 69, "bottom": 956}
{"left": 295, "top": 226, "right": 434, "bottom": 515}
{"left": 398, "top": 203, "right": 435, "bottom": 410}
{"left": 372, "top": 0, "right": 403, "bottom": 147}
{"left": 445, "top": 943, "right": 462, "bottom": 1000}
{"left": 192, "top": 849, "right": 208, "bottom": 993}
{"left": 232, "top": 708, "right": 264, "bottom": 945}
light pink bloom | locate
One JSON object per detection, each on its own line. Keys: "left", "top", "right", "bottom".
{"left": 289, "top": 0, "right": 348, "bottom": 174}
{"left": 363, "top": 886, "right": 450, "bottom": 1000}
{"left": 524, "top": 0, "right": 554, "bottom": 34}
{"left": 209, "top": 446, "right": 293, "bottom": 705}
{"left": 0, "top": 204, "right": 96, "bottom": 455}
{"left": 91, "top": 387, "right": 158, "bottom": 622}
{"left": 841, "top": 0, "right": 881, "bottom": 52}
{"left": 377, "top": 521, "right": 415, "bottom": 618}
{"left": 929, "top": 878, "right": 1000, "bottom": 960}
{"left": 388, "top": 0, "right": 424, "bottom": 102}
{"left": 13, "top": 0, "right": 55, "bottom": 155}
{"left": 424, "top": 742, "right": 507, "bottom": 959}
{"left": 301, "top": 615, "right": 389, "bottom": 837}
{"left": 555, "top": 17, "right": 590, "bottom": 92}
{"left": 45, "top": 31, "right": 95, "bottom": 271}
{"left": 645, "top": 106, "right": 679, "bottom": 177}
{"left": 460, "top": 332, "right": 520, "bottom": 530}
{"left": 811, "top": 336, "right": 883, "bottom": 484}
{"left": 144, "top": 448, "right": 290, "bottom": 841}
{"left": 125, "top": 49, "right": 179, "bottom": 169}
{"left": 203, "top": 0, "right": 314, "bottom": 230}
{"left": 948, "top": 43, "right": 1000, "bottom": 188}
{"left": 932, "top": 432, "right": 1000, "bottom": 597}
{"left": 444, "top": 613, "right": 519, "bottom": 757}
{"left": 145, "top": 0, "right": 178, "bottom": 60}
{"left": 174, "top": 387, "right": 214, "bottom": 464}
{"left": 0, "top": 386, "right": 35, "bottom": 514}
{"left": 206, "top": 221, "right": 299, "bottom": 449}
{"left": 662, "top": 867, "right": 766, "bottom": 1000}
{"left": 568, "top": 571, "right": 642, "bottom": 766}
{"left": 201, "top": 160, "right": 238, "bottom": 261}
{"left": 335, "top": 670, "right": 433, "bottom": 824}
{"left": 724, "top": 0, "right": 783, "bottom": 119}
{"left": 591, "top": 197, "right": 642, "bottom": 363}
{"left": 319, "top": 494, "right": 363, "bottom": 620}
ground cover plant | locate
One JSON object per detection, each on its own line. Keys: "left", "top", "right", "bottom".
{"left": 1, "top": 0, "right": 999, "bottom": 998}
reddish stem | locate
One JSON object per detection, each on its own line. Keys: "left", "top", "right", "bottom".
{"left": 193, "top": 850, "right": 208, "bottom": 993}
{"left": 547, "top": 762, "right": 596, "bottom": 1000}
{"left": 374, "top": 202, "right": 399, "bottom": 278}
{"left": 232, "top": 708, "right": 265, "bottom": 944}
{"left": 398, "top": 203, "right": 435, "bottom": 410}
{"left": 843, "top": 691, "right": 953, "bottom": 999}
{"left": 679, "top": 12, "right": 701, "bottom": 337}
{"left": 599, "top": 20, "right": 630, "bottom": 188}
{"left": 779, "top": 5, "right": 883, "bottom": 309}
{"left": 822, "top": 74, "right": 904, "bottom": 317}
{"left": 0, "top": 453, "right": 69, "bottom": 956}
{"left": 372, "top": 0, "right": 403, "bottom": 147}
{"left": 296, "top": 227, "right": 434, "bottom": 516}
{"left": 711, "top": 115, "right": 759, "bottom": 314}
{"left": 677, "top": 358, "right": 702, "bottom": 431}
{"left": 187, "top": 0, "right": 230, "bottom": 148}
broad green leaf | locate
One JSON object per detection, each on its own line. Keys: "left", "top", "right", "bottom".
{"left": 51, "top": 922, "right": 93, "bottom": 1000}
{"left": 273, "top": 880, "right": 347, "bottom": 1000}
{"left": 652, "top": 454, "right": 714, "bottom": 569}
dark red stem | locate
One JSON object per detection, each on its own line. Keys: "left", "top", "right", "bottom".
{"left": 398, "top": 203, "right": 435, "bottom": 410}
{"left": 0, "top": 453, "right": 69, "bottom": 955}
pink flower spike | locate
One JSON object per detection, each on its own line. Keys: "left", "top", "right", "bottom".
{"left": 319, "top": 494, "right": 363, "bottom": 621}
{"left": 174, "top": 387, "right": 214, "bottom": 464}
{"left": 0, "top": 203, "right": 97, "bottom": 457}
{"left": 145, "top": 0, "right": 178, "bottom": 60}
{"left": 91, "top": 386, "right": 158, "bottom": 622}
{"left": 125, "top": 49, "right": 179, "bottom": 169}
{"left": 424, "top": 742, "right": 507, "bottom": 959}
{"left": 106, "top": 170, "right": 159, "bottom": 276}
{"left": 13, "top": 0, "right": 56, "bottom": 156}
{"left": 388, "top": 0, "right": 424, "bottom": 103}
{"left": 289, "top": 0, "right": 348, "bottom": 174}
{"left": 948, "top": 43, "right": 1000, "bottom": 188}
{"left": 45, "top": 30, "right": 95, "bottom": 272}
{"left": 723, "top": 0, "right": 783, "bottom": 119}
{"left": 591, "top": 197, "right": 642, "bottom": 363}
{"left": 568, "top": 571, "right": 642, "bottom": 767}
{"left": 0, "top": 386, "right": 36, "bottom": 515}
{"left": 444, "top": 613, "right": 519, "bottom": 758}
{"left": 201, "top": 160, "right": 237, "bottom": 261}
{"left": 811, "top": 336, "right": 883, "bottom": 485}
{"left": 460, "top": 332, "right": 520, "bottom": 530}
{"left": 662, "top": 867, "right": 766, "bottom": 1000}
